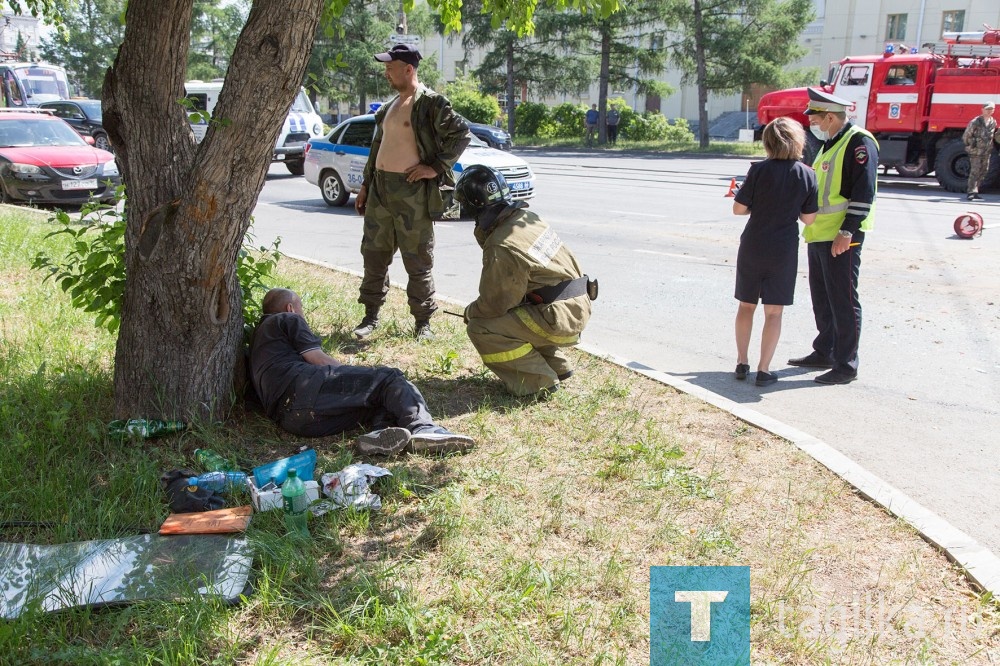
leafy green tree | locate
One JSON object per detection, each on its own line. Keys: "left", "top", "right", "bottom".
{"left": 444, "top": 75, "right": 500, "bottom": 123}
{"left": 460, "top": 1, "right": 594, "bottom": 137}
{"left": 38, "top": 0, "right": 125, "bottom": 98}
{"left": 15, "top": 31, "right": 29, "bottom": 60}
{"left": 187, "top": 0, "right": 248, "bottom": 80}
{"left": 664, "top": 0, "right": 814, "bottom": 147}
{"left": 16, "top": 0, "right": 620, "bottom": 421}
{"left": 306, "top": 0, "right": 393, "bottom": 116}
{"left": 535, "top": 1, "right": 674, "bottom": 144}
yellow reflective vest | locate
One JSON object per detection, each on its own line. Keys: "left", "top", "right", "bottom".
{"left": 806, "top": 125, "right": 878, "bottom": 242}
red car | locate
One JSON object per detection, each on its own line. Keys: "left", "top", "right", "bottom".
{"left": 0, "top": 109, "right": 120, "bottom": 205}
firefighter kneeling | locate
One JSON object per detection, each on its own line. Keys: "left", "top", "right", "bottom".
{"left": 455, "top": 165, "right": 596, "bottom": 397}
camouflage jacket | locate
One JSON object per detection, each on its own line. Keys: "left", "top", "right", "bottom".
{"left": 364, "top": 85, "right": 471, "bottom": 216}
{"left": 963, "top": 115, "right": 998, "bottom": 155}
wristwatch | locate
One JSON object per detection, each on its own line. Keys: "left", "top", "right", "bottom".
{"left": 838, "top": 229, "right": 853, "bottom": 238}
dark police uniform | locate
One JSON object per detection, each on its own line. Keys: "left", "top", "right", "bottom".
{"left": 802, "top": 88, "right": 878, "bottom": 380}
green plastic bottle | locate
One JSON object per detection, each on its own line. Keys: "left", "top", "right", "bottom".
{"left": 108, "top": 419, "right": 187, "bottom": 440}
{"left": 194, "top": 448, "right": 233, "bottom": 472}
{"left": 281, "top": 468, "right": 310, "bottom": 538}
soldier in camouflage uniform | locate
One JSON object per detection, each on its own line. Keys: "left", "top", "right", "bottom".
{"left": 962, "top": 101, "right": 997, "bottom": 201}
{"left": 455, "top": 165, "right": 595, "bottom": 397}
{"left": 354, "top": 44, "right": 471, "bottom": 340}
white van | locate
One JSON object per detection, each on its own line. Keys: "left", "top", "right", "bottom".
{"left": 184, "top": 80, "right": 324, "bottom": 175}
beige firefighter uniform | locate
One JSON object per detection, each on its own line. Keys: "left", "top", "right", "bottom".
{"left": 465, "top": 207, "right": 591, "bottom": 396}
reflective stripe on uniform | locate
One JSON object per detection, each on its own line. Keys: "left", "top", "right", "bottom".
{"left": 514, "top": 308, "right": 579, "bottom": 344}
{"left": 482, "top": 343, "right": 534, "bottom": 364}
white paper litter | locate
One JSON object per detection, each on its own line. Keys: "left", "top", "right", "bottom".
{"left": 312, "top": 464, "right": 392, "bottom": 514}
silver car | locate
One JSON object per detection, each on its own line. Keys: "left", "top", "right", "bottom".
{"left": 304, "top": 114, "right": 535, "bottom": 207}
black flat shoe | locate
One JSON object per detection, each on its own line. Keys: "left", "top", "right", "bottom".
{"left": 735, "top": 363, "right": 750, "bottom": 380}
{"left": 815, "top": 369, "right": 857, "bottom": 385}
{"left": 755, "top": 371, "right": 778, "bottom": 386}
{"left": 788, "top": 352, "right": 834, "bottom": 368}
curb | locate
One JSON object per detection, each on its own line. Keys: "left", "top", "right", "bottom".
{"left": 578, "top": 343, "right": 1000, "bottom": 599}
{"left": 286, "top": 252, "right": 1000, "bottom": 598}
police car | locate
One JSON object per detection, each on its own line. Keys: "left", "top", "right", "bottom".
{"left": 303, "top": 114, "right": 535, "bottom": 207}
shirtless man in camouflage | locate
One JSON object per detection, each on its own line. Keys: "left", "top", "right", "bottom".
{"left": 963, "top": 101, "right": 997, "bottom": 201}
{"left": 353, "top": 44, "right": 471, "bottom": 341}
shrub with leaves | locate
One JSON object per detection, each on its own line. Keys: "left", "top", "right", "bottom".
{"left": 444, "top": 76, "right": 501, "bottom": 124}
{"left": 31, "top": 188, "right": 280, "bottom": 336}
{"left": 514, "top": 101, "right": 550, "bottom": 138}
{"left": 549, "top": 102, "right": 586, "bottom": 139}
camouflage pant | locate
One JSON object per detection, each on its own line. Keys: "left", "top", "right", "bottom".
{"left": 968, "top": 151, "right": 992, "bottom": 194}
{"left": 466, "top": 307, "right": 577, "bottom": 396}
{"left": 360, "top": 170, "right": 438, "bottom": 320}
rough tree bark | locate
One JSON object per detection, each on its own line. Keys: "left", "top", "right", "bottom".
{"left": 505, "top": 40, "right": 515, "bottom": 138}
{"left": 102, "top": 0, "right": 324, "bottom": 421}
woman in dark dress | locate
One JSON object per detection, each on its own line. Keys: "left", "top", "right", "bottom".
{"left": 732, "top": 117, "right": 818, "bottom": 386}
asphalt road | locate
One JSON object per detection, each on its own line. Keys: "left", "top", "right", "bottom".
{"left": 251, "top": 152, "right": 1000, "bottom": 556}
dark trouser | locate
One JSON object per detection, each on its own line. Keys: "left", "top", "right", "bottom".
{"left": 807, "top": 237, "right": 863, "bottom": 374}
{"left": 276, "top": 365, "right": 435, "bottom": 438}
{"left": 359, "top": 170, "right": 438, "bottom": 321}
{"left": 607, "top": 124, "right": 618, "bottom": 143}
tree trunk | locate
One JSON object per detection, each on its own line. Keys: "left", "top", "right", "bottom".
{"left": 102, "top": 0, "right": 324, "bottom": 421}
{"left": 506, "top": 39, "right": 515, "bottom": 137}
{"left": 598, "top": 22, "right": 610, "bottom": 145}
{"left": 693, "top": 0, "right": 710, "bottom": 149}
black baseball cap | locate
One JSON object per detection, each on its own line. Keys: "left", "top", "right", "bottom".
{"left": 374, "top": 44, "right": 422, "bottom": 67}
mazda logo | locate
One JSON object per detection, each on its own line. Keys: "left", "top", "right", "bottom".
{"left": 73, "top": 166, "right": 84, "bottom": 175}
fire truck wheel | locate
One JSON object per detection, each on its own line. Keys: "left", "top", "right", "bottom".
{"left": 895, "top": 158, "right": 930, "bottom": 178}
{"left": 954, "top": 213, "right": 984, "bottom": 239}
{"left": 934, "top": 139, "right": 971, "bottom": 193}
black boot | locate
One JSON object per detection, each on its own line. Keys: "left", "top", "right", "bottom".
{"left": 353, "top": 307, "right": 380, "bottom": 339}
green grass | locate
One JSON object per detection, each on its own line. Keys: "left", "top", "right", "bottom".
{"left": 514, "top": 135, "right": 767, "bottom": 156}
{"left": 1, "top": 209, "right": 997, "bottom": 664}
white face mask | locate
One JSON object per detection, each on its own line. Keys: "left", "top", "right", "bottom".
{"left": 810, "top": 125, "right": 829, "bottom": 142}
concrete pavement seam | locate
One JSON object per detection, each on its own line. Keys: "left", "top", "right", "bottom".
{"left": 284, "top": 252, "right": 1000, "bottom": 598}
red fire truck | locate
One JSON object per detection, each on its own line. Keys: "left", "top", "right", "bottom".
{"left": 756, "top": 28, "right": 1000, "bottom": 192}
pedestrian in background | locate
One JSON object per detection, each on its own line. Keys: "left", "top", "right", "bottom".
{"left": 584, "top": 104, "right": 599, "bottom": 146}
{"left": 732, "top": 117, "right": 818, "bottom": 386}
{"left": 962, "top": 101, "right": 997, "bottom": 201}
{"left": 353, "top": 44, "right": 471, "bottom": 341}
{"left": 606, "top": 107, "right": 620, "bottom": 144}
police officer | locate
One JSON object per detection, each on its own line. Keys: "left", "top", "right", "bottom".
{"left": 788, "top": 88, "right": 878, "bottom": 385}
{"left": 455, "top": 165, "right": 595, "bottom": 397}
{"left": 962, "top": 101, "right": 997, "bottom": 201}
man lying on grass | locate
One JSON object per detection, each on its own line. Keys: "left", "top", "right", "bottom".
{"left": 249, "top": 288, "right": 474, "bottom": 456}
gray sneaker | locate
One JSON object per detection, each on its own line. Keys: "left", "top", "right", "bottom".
{"left": 409, "top": 426, "right": 474, "bottom": 455}
{"left": 414, "top": 320, "right": 435, "bottom": 341}
{"left": 355, "top": 427, "right": 411, "bottom": 456}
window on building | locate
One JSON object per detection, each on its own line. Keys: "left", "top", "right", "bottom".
{"left": 886, "top": 14, "right": 907, "bottom": 40}
{"left": 941, "top": 10, "right": 965, "bottom": 35}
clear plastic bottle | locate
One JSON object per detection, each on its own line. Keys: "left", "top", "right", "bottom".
{"left": 187, "top": 471, "right": 248, "bottom": 493}
{"left": 281, "top": 468, "right": 310, "bottom": 538}
{"left": 108, "top": 419, "right": 186, "bottom": 440}
{"left": 194, "top": 448, "right": 233, "bottom": 472}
